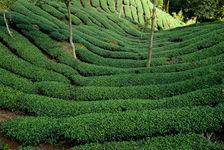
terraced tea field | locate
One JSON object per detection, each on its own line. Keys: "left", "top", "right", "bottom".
{"left": 0, "top": 0, "right": 224, "bottom": 149}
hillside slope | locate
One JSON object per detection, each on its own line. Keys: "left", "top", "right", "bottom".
{"left": 0, "top": 0, "right": 223, "bottom": 149}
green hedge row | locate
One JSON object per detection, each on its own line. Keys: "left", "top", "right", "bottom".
{"left": 140, "top": 27, "right": 224, "bottom": 58}
{"left": 153, "top": 20, "right": 223, "bottom": 41}
{"left": 72, "top": 134, "right": 222, "bottom": 150}
{"left": 124, "top": 6, "right": 133, "bottom": 20}
{"left": 0, "top": 84, "right": 223, "bottom": 118}
{"left": 21, "top": 28, "right": 224, "bottom": 76}
{"left": 75, "top": 7, "right": 127, "bottom": 34}
{"left": 130, "top": 6, "right": 139, "bottom": 23}
{"left": 130, "top": 0, "right": 136, "bottom": 6}
{"left": 70, "top": 8, "right": 92, "bottom": 25}
{"left": 39, "top": 4, "right": 65, "bottom": 20}
{"left": 9, "top": 14, "right": 223, "bottom": 76}
{"left": 58, "top": 29, "right": 141, "bottom": 60}
{"left": 35, "top": 81, "right": 75, "bottom": 100}
{"left": 108, "top": 0, "right": 116, "bottom": 13}
{"left": 0, "top": 68, "right": 74, "bottom": 99}
{"left": 137, "top": 24, "right": 224, "bottom": 54}
{"left": 146, "top": 23, "right": 224, "bottom": 54}
{"left": 116, "top": 0, "right": 123, "bottom": 12}
{"left": 141, "top": 0, "right": 150, "bottom": 21}
{"left": 71, "top": 26, "right": 123, "bottom": 52}
{"left": 80, "top": 0, "right": 92, "bottom": 8}
{"left": 76, "top": 48, "right": 168, "bottom": 68}
{"left": 81, "top": 9, "right": 104, "bottom": 27}
{"left": 100, "top": 0, "right": 111, "bottom": 13}
{"left": 18, "top": 0, "right": 67, "bottom": 29}
{"left": 11, "top": 1, "right": 58, "bottom": 29}
{"left": 91, "top": 0, "right": 100, "bottom": 8}
{"left": 75, "top": 32, "right": 223, "bottom": 67}
{"left": 74, "top": 26, "right": 128, "bottom": 48}
{"left": 20, "top": 28, "right": 224, "bottom": 76}
{"left": 7, "top": 12, "right": 222, "bottom": 63}
{"left": 106, "top": 13, "right": 146, "bottom": 38}
{"left": 66, "top": 14, "right": 83, "bottom": 25}
{"left": 72, "top": 62, "right": 224, "bottom": 86}
{"left": 0, "top": 25, "right": 79, "bottom": 78}
{"left": 73, "top": 25, "right": 148, "bottom": 53}
{"left": 74, "top": 72, "right": 224, "bottom": 101}
{"left": 75, "top": 6, "right": 123, "bottom": 33}
{"left": 42, "top": 0, "right": 147, "bottom": 39}
{"left": 123, "top": 0, "right": 129, "bottom": 5}
{"left": 135, "top": 0, "right": 144, "bottom": 24}
{"left": 176, "top": 41, "right": 224, "bottom": 63}
{"left": 0, "top": 43, "right": 69, "bottom": 83}
{"left": 168, "top": 22, "right": 224, "bottom": 42}
{"left": 2, "top": 105, "right": 223, "bottom": 145}
{"left": 12, "top": 27, "right": 130, "bottom": 76}
{"left": 0, "top": 68, "right": 37, "bottom": 94}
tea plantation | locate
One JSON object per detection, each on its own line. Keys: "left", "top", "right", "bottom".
{"left": 0, "top": 0, "right": 223, "bottom": 149}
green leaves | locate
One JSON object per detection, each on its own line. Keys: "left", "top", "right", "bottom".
{"left": 0, "top": 0, "right": 18, "bottom": 10}
{"left": 1, "top": 105, "right": 224, "bottom": 146}
{"left": 183, "top": 0, "right": 219, "bottom": 20}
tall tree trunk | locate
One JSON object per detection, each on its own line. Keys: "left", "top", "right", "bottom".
{"left": 195, "top": 16, "right": 198, "bottom": 26}
{"left": 166, "top": 0, "right": 170, "bottom": 13}
{"left": 146, "top": 0, "right": 156, "bottom": 67}
{"left": 66, "top": 2, "right": 77, "bottom": 59}
{"left": 3, "top": 10, "right": 13, "bottom": 37}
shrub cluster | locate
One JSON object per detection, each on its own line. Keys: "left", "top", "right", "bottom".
{"left": 0, "top": 68, "right": 37, "bottom": 94}
{"left": 35, "top": 81, "right": 75, "bottom": 100}
{"left": 0, "top": 25, "right": 79, "bottom": 80}
{"left": 40, "top": 4, "right": 65, "bottom": 20}
{"left": 72, "top": 62, "right": 224, "bottom": 86}
{"left": 1, "top": 105, "right": 223, "bottom": 145}
{"left": 0, "top": 43, "right": 69, "bottom": 83}
{"left": 72, "top": 134, "right": 221, "bottom": 150}
{"left": 76, "top": 48, "right": 168, "bottom": 68}
{"left": 0, "top": 84, "right": 223, "bottom": 118}
{"left": 74, "top": 72, "right": 224, "bottom": 101}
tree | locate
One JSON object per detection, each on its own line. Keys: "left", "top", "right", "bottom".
{"left": 163, "top": 0, "right": 183, "bottom": 14}
{"left": 214, "top": 0, "right": 224, "bottom": 20}
{"left": 183, "top": 0, "right": 219, "bottom": 24}
{"left": 165, "top": 0, "right": 169, "bottom": 13}
{"left": 0, "top": 0, "right": 18, "bottom": 37}
{"left": 58, "top": 0, "right": 77, "bottom": 58}
{"left": 146, "top": 0, "right": 156, "bottom": 67}
{"left": 156, "top": 0, "right": 163, "bottom": 9}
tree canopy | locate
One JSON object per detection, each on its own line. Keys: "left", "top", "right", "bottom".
{"left": 163, "top": 0, "right": 224, "bottom": 21}
{"left": 0, "top": 0, "right": 17, "bottom": 10}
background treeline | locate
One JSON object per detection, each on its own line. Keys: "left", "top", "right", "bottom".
{"left": 156, "top": 0, "right": 224, "bottom": 22}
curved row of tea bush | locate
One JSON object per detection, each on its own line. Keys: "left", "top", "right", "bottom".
{"left": 0, "top": 84, "right": 223, "bottom": 118}
{"left": 6, "top": 69, "right": 219, "bottom": 101}
{"left": 72, "top": 134, "right": 222, "bottom": 150}
{"left": 87, "top": 0, "right": 184, "bottom": 29}
{"left": 2, "top": 105, "right": 223, "bottom": 145}
{"left": 76, "top": 48, "right": 168, "bottom": 68}
{"left": 0, "top": 43, "right": 69, "bottom": 83}
{"left": 74, "top": 72, "right": 224, "bottom": 101}
{"left": 0, "top": 26, "right": 79, "bottom": 79}
{"left": 0, "top": 69, "right": 74, "bottom": 99}
{"left": 0, "top": 68, "right": 37, "bottom": 94}
{"left": 75, "top": 38, "right": 224, "bottom": 68}
{"left": 14, "top": 24, "right": 224, "bottom": 76}
{"left": 72, "top": 62, "right": 224, "bottom": 86}
{"left": 175, "top": 41, "right": 224, "bottom": 63}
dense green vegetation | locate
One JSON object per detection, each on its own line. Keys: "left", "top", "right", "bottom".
{"left": 0, "top": 0, "right": 223, "bottom": 149}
